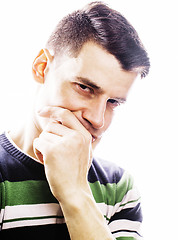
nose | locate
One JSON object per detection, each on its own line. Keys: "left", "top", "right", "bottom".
{"left": 82, "top": 97, "right": 106, "bottom": 129}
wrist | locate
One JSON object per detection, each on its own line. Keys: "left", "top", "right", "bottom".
{"left": 59, "top": 185, "right": 93, "bottom": 208}
{"left": 55, "top": 180, "right": 92, "bottom": 205}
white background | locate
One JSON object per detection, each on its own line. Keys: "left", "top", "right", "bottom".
{"left": 0, "top": 0, "right": 177, "bottom": 239}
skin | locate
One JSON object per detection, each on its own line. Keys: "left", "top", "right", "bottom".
{"left": 9, "top": 41, "right": 138, "bottom": 239}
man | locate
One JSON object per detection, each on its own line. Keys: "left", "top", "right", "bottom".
{"left": 0, "top": 2, "right": 150, "bottom": 239}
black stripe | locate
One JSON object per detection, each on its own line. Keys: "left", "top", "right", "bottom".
{"left": 0, "top": 133, "right": 124, "bottom": 185}
{"left": 112, "top": 229, "right": 142, "bottom": 237}
{"left": 109, "top": 203, "right": 143, "bottom": 223}
{"left": 0, "top": 223, "right": 70, "bottom": 239}
{"left": 88, "top": 157, "right": 124, "bottom": 185}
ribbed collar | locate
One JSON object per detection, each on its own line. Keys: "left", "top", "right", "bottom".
{"left": 0, "top": 132, "right": 43, "bottom": 168}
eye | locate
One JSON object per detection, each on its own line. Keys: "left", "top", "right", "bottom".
{"left": 77, "top": 83, "right": 94, "bottom": 94}
{"left": 107, "top": 98, "right": 125, "bottom": 108}
{"left": 108, "top": 99, "right": 119, "bottom": 107}
{"left": 79, "top": 84, "right": 90, "bottom": 91}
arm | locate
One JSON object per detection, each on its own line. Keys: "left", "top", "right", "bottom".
{"left": 33, "top": 106, "right": 114, "bottom": 240}
{"left": 61, "top": 188, "right": 113, "bottom": 239}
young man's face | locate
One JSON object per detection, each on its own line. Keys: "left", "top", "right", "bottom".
{"left": 34, "top": 42, "right": 137, "bottom": 149}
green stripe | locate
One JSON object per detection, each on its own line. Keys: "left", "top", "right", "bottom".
{"left": 1, "top": 180, "right": 57, "bottom": 206}
{"left": 104, "top": 215, "right": 110, "bottom": 221}
{"left": 116, "top": 237, "right": 136, "bottom": 240}
{"left": 0, "top": 181, "right": 6, "bottom": 208}
{"left": 3, "top": 215, "right": 64, "bottom": 224}
{"left": 1, "top": 171, "right": 134, "bottom": 207}
{"left": 116, "top": 171, "right": 134, "bottom": 203}
{"left": 89, "top": 171, "right": 134, "bottom": 206}
{"left": 120, "top": 198, "right": 140, "bottom": 208}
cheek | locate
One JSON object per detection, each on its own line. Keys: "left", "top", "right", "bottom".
{"left": 54, "top": 86, "right": 90, "bottom": 112}
{"left": 48, "top": 82, "right": 84, "bottom": 111}
{"left": 58, "top": 93, "right": 84, "bottom": 112}
{"left": 103, "top": 110, "right": 114, "bottom": 131}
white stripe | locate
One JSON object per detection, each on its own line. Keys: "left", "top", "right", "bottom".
{"left": 2, "top": 203, "right": 65, "bottom": 229}
{"left": 96, "top": 192, "right": 140, "bottom": 221}
{"left": 110, "top": 188, "right": 141, "bottom": 216}
{"left": 108, "top": 219, "right": 141, "bottom": 236}
{"left": 111, "top": 197, "right": 140, "bottom": 215}
{"left": 3, "top": 203, "right": 62, "bottom": 221}
{"left": 121, "top": 198, "right": 140, "bottom": 210}
{"left": 0, "top": 209, "right": 5, "bottom": 228}
{"left": 3, "top": 217, "right": 65, "bottom": 230}
{"left": 0, "top": 209, "right": 5, "bottom": 221}
{"left": 96, "top": 202, "right": 113, "bottom": 220}
{"left": 120, "top": 188, "right": 141, "bottom": 207}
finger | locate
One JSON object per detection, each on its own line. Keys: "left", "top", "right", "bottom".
{"left": 38, "top": 106, "right": 72, "bottom": 124}
{"left": 33, "top": 132, "right": 61, "bottom": 163}
{"left": 38, "top": 106, "right": 91, "bottom": 138}
{"left": 44, "top": 119, "right": 74, "bottom": 137}
{"left": 40, "top": 130, "right": 62, "bottom": 143}
{"left": 33, "top": 137, "right": 47, "bottom": 164}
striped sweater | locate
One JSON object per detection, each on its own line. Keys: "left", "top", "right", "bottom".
{"left": 0, "top": 133, "right": 142, "bottom": 239}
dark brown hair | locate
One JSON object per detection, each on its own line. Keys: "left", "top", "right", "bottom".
{"left": 46, "top": 1, "right": 150, "bottom": 78}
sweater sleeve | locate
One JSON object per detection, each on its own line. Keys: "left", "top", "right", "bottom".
{"left": 108, "top": 171, "right": 143, "bottom": 240}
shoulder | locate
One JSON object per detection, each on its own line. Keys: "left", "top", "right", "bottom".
{"left": 88, "top": 157, "right": 133, "bottom": 187}
{"left": 88, "top": 157, "right": 142, "bottom": 222}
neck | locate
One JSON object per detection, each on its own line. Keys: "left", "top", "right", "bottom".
{"left": 9, "top": 112, "right": 41, "bottom": 161}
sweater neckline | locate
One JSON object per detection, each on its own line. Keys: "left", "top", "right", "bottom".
{"left": 0, "top": 132, "right": 43, "bottom": 168}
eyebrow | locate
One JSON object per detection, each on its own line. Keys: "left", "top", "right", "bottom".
{"left": 115, "top": 97, "right": 127, "bottom": 103}
{"left": 76, "top": 77, "right": 104, "bottom": 94}
{"left": 76, "top": 76, "right": 127, "bottom": 102}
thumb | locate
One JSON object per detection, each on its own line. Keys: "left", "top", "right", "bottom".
{"left": 33, "top": 138, "right": 44, "bottom": 164}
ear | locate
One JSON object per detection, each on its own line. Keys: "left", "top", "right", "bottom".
{"left": 32, "top": 48, "right": 54, "bottom": 84}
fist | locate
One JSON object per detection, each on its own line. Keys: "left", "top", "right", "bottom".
{"left": 33, "top": 106, "right": 93, "bottom": 202}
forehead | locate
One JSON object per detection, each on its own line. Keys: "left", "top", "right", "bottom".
{"left": 52, "top": 42, "right": 137, "bottom": 98}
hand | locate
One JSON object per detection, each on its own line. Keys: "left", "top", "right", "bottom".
{"left": 33, "top": 106, "right": 93, "bottom": 203}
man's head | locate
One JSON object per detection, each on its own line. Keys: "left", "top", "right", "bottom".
{"left": 32, "top": 2, "right": 150, "bottom": 149}
{"left": 46, "top": 1, "right": 150, "bottom": 78}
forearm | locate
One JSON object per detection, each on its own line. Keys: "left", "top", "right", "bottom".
{"left": 60, "top": 189, "right": 114, "bottom": 240}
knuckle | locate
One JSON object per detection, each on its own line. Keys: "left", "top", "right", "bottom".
{"left": 43, "top": 123, "right": 51, "bottom": 133}
{"left": 44, "top": 120, "right": 55, "bottom": 132}
{"left": 72, "top": 131, "right": 91, "bottom": 146}
{"left": 72, "top": 131, "right": 84, "bottom": 145}
{"left": 39, "top": 131, "right": 45, "bottom": 139}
